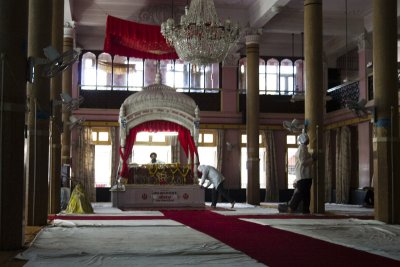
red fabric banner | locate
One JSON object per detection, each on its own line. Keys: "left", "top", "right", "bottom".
{"left": 104, "top": 16, "right": 178, "bottom": 60}
{"left": 119, "top": 120, "right": 199, "bottom": 178}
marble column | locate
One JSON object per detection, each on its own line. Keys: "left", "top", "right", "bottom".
{"left": 61, "top": 24, "right": 74, "bottom": 167}
{"left": 0, "top": 0, "right": 28, "bottom": 249}
{"left": 48, "top": 0, "right": 64, "bottom": 215}
{"left": 25, "top": 0, "right": 52, "bottom": 226}
{"left": 372, "top": 0, "right": 399, "bottom": 224}
{"left": 304, "top": 0, "right": 325, "bottom": 213}
{"left": 245, "top": 34, "right": 260, "bottom": 205}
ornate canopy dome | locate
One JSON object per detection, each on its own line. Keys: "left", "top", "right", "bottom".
{"left": 119, "top": 73, "right": 200, "bottom": 138}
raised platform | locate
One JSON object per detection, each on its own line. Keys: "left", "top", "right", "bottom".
{"left": 111, "top": 184, "right": 204, "bottom": 208}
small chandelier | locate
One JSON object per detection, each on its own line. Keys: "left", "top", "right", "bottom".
{"left": 161, "top": 0, "right": 240, "bottom": 66}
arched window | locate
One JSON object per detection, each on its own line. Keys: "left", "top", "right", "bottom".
{"left": 128, "top": 57, "right": 144, "bottom": 90}
{"left": 161, "top": 59, "right": 174, "bottom": 88}
{"left": 294, "top": 59, "right": 304, "bottom": 93}
{"left": 79, "top": 51, "right": 220, "bottom": 92}
{"left": 280, "top": 59, "right": 294, "bottom": 95}
{"left": 97, "top": 53, "right": 112, "bottom": 90}
{"left": 144, "top": 59, "right": 157, "bottom": 87}
{"left": 113, "top": 55, "right": 128, "bottom": 91}
{"left": 266, "top": 58, "right": 279, "bottom": 95}
{"left": 204, "top": 64, "right": 219, "bottom": 92}
{"left": 173, "top": 59, "right": 189, "bottom": 90}
{"left": 81, "top": 52, "right": 96, "bottom": 90}
{"left": 191, "top": 65, "right": 203, "bottom": 89}
{"left": 238, "top": 57, "right": 304, "bottom": 95}
{"left": 238, "top": 57, "right": 247, "bottom": 93}
{"left": 259, "top": 59, "right": 266, "bottom": 94}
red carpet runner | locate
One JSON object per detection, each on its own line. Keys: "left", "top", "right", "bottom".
{"left": 163, "top": 210, "right": 399, "bottom": 267}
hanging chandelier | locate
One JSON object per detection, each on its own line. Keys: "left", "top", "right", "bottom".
{"left": 161, "top": 0, "right": 240, "bottom": 66}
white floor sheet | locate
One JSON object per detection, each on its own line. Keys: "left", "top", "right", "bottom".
{"left": 242, "top": 217, "right": 400, "bottom": 261}
{"left": 17, "top": 203, "right": 266, "bottom": 267}
{"left": 16, "top": 202, "right": 399, "bottom": 266}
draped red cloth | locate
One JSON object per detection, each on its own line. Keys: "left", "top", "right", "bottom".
{"left": 104, "top": 15, "right": 178, "bottom": 60}
{"left": 119, "top": 120, "right": 199, "bottom": 178}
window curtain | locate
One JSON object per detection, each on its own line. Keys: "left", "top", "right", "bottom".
{"left": 76, "top": 127, "right": 95, "bottom": 202}
{"left": 335, "top": 126, "right": 352, "bottom": 203}
{"left": 119, "top": 120, "right": 199, "bottom": 178}
{"left": 170, "top": 135, "right": 180, "bottom": 163}
{"left": 216, "top": 129, "right": 224, "bottom": 171}
{"left": 103, "top": 15, "right": 178, "bottom": 60}
{"left": 324, "top": 129, "right": 333, "bottom": 202}
{"left": 264, "top": 130, "right": 279, "bottom": 202}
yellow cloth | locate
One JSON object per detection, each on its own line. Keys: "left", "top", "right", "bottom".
{"left": 65, "top": 184, "right": 94, "bottom": 214}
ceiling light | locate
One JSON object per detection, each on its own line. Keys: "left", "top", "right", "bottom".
{"left": 161, "top": 0, "right": 240, "bottom": 66}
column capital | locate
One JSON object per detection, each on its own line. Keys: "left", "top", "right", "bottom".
{"left": 64, "top": 21, "right": 76, "bottom": 38}
{"left": 245, "top": 34, "right": 261, "bottom": 45}
{"left": 242, "top": 27, "right": 262, "bottom": 45}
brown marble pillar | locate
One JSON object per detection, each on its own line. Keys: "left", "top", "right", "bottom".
{"left": 304, "top": 0, "right": 325, "bottom": 213}
{"left": 245, "top": 34, "right": 260, "bottom": 205}
{"left": 372, "top": 0, "right": 399, "bottom": 224}
{"left": 0, "top": 0, "right": 28, "bottom": 249}
{"left": 61, "top": 25, "right": 74, "bottom": 167}
{"left": 48, "top": 0, "right": 64, "bottom": 214}
{"left": 25, "top": 0, "right": 52, "bottom": 226}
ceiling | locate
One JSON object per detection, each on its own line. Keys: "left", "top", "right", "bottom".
{"left": 66, "top": 0, "right": 399, "bottom": 65}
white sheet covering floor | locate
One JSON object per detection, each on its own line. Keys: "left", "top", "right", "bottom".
{"left": 16, "top": 203, "right": 400, "bottom": 267}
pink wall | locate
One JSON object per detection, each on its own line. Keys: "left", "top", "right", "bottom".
{"left": 358, "top": 48, "right": 373, "bottom": 188}
{"left": 222, "top": 129, "right": 242, "bottom": 188}
{"left": 358, "top": 122, "right": 372, "bottom": 188}
{"left": 221, "top": 66, "right": 238, "bottom": 113}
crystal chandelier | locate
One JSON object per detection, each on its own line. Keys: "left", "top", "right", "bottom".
{"left": 161, "top": 0, "right": 240, "bottom": 66}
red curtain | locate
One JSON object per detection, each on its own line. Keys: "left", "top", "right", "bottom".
{"left": 119, "top": 120, "right": 199, "bottom": 178}
{"left": 104, "top": 16, "right": 178, "bottom": 60}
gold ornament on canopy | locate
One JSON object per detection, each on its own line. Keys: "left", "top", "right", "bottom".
{"left": 161, "top": 0, "right": 240, "bottom": 66}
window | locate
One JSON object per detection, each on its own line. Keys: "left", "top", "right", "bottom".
{"left": 128, "top": 57, "right": 144, "bottom": 90}
{"left": 197, "top": 130, "right": 217, "bottom": 167}
{"left": 286, "top": 134, "right": 300, "bottom": 189}
{"left": 240, "top": 134, "right": 266, "bottom": 189}
{"left": 131, "top": 132, "right": 173, "bottom": 164}
{"left": 97, "top": 53, "right": 112, "bottom": 90}
{"left": 79, "top": 51, "right": 220, "bottom": 92}
{"left": 92, "top": 128, "right": 112, "bottom": 187}
{"left": 266, "top": 59, "right": 279, "bottom": 95}
{"left": 294, "top": 59, "right": 305, "bottom": 92}
{"left": 81, "top": 52, "right": 96, "bottom": 90}
{"left": 171, "top": 60, "right": 189, "bottom": 89}
{"left": 259, "top": 59, "right": 266, "bottom": 94}
{"left": 280, "top": 59, "right": 294, "bottom": 95}
{"left": 91, "top": 128, "right": 111, "bottom": 145}
{"left": 113, "top": 55, "right": 128, "bottom": 91}
{"left": 238, "top": 58, "right": 246, "bottom": 92}
{"left": 238, "top": 57, "right": 304, "bottom": 95}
